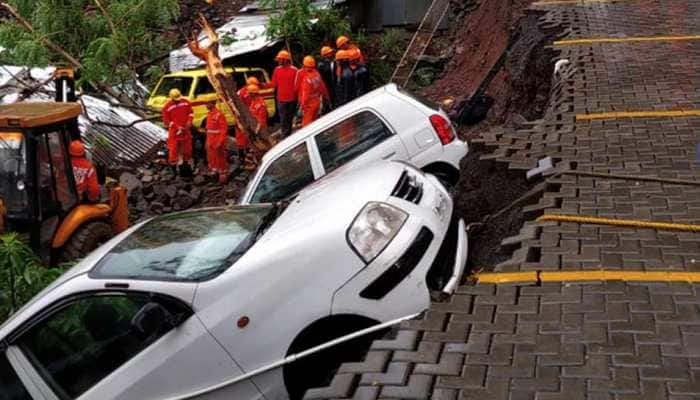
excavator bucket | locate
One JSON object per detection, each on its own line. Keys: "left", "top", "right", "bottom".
{"left": 109, "top": 186, "right": 129, "bottom": 234}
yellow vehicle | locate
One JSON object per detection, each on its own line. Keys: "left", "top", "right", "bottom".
{"left": 147, "top": 67, "right": 277, "bottom": 131}
{"left": 0, "top": 102, "right": 130, "bottom": 265}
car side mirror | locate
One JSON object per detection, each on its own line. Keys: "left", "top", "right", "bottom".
{"left": 131, "top": 302, "right": 176, "bottom": 336}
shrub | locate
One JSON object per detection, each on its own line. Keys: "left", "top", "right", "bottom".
{"left": 0, "top": 233, "right": 67, "bottom": 322}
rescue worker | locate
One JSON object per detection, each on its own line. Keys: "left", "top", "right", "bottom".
{"left": 335, "top": 50, "right": 355, "bottom": 106}
{"left": 237, "top": 76, "right": 260, "bottom": 107}
{"left": 317, "top": 46, "right": 336, "bottom": 110}
{"left": 349, "top": 49, "right": 369, "bottom": 98}
{"left": 266, "top": 50, "right": 298, "bottom": 138}
{"left": 336, "top": 35, "right": 365, "bottom": 65}
{"left": 204, "top": 100, "right": 229, "bottom": 184}
{"left": 69, "top": 140, "right": 100, "bottom": 203}
{"left": 162, "top": 88, "right": 194, "bottom": 176}
{"left": 248, "top": 84, "right": 269, "bottom": 134}
{"left": 297, "top": 56, "right": 329, "bottom": 127}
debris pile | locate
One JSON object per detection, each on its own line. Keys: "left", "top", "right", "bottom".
{"left": 121, "top": 158, "right": 252, "bottom": 222}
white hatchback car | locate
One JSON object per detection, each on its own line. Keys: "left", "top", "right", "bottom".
{"left": 240, "top": 83, "right": 468, "bottom": 204}
{"left": 0, "top": 161, "right": 467, "bottom": 400}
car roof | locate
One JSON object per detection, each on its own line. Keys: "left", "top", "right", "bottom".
{"left": 261, "top": 84, "right": 396, "bottom": 164}
{"left": 164, "top": 67, "right": 263, "bottom": 78}
{"left": 0, "top": 102, "right": 81, "bottom": 128}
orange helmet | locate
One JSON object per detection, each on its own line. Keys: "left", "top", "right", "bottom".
{"left": 69, "top": 140, "right": 85, "bottom": 157}
{"left": 246, "top": 76, "right": 260, "bottom": 86}
{"left": 303, "top": 56, "right": 316, "bottom": 68}
{"left": 247, "top": 84, "right": 260, "bottom": 94}
{"left": 275, "top": 50, "right": 291, "bottom": 61}
{"left": 336, "top": 35, "right": 349, "bottom": 48}
{"left": 348, "top": 48, "right": 362, "bottom": 61}
{"left": 335, "top": 50, "right": 351, "bottom": 61}
{"left": 321, "top": 46, "right": 334, "bottom": 58}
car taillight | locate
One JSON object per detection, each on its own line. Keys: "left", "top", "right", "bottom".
{"left": 429, "top": 114, "right": 455, "bottom": 145}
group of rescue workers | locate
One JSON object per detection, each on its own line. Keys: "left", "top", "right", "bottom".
{"left": 159, "top": 35, "right": 368, "bottom": 184}
{"left": 64, "top": 35, "right": 367, "bottom": 205}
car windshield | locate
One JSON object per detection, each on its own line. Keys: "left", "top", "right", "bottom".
{"left": 153, "top": 77, "right": 194, "bottom": 97}
{"left": 0, "top": 132, "right": 28, "bottom": 215}
{"left": 91, "top": 206, "right": 277, "bottom": 282}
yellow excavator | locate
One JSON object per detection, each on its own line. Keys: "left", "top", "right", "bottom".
{"left": 0, "top": 101, "right": 129, "bottom": 265}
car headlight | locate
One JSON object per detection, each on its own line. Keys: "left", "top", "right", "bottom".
{"left": 347, "top": 202, "right": 408, "bottom": 263}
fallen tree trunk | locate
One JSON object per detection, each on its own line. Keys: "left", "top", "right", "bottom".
{"left": 188, "top": 15, "right": 273, "bottom": 161}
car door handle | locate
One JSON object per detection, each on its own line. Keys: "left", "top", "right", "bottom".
{"left": 382, "top": 152, "right": 396, "bottom": 160}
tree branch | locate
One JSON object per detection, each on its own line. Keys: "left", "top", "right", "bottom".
{"left": 0, "top": 1, "right": 144, "bottom": 114}
{"left": 93, "top": 0, "right": 117, "bottom": 36}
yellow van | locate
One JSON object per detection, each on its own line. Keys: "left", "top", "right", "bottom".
{"left": 147, "top": 67, "right": 277, "bottom": 131}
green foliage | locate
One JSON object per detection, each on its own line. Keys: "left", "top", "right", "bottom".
{"left": 0, "top": 233, "right": 68, "bottom": 321}
{"left": 261, "top": 0, "right": 351, "bottom": 59}
{"left": 0, "top": 0, "right": 181, "bottom": 88}
{"left": 369, "top": 28, "right": 406, "bottom": 87}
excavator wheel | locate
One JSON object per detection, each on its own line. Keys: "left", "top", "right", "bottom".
{"left": 60, "top": 220, "right": 112, "bottom": 262}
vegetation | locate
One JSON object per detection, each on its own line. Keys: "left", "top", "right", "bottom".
{"left": 0, "top": 0, "right": 181, "bottom": 88}
{"left": 368, "top": 28, "right": 405, "bottom": 87}
{"left": 0, "top": 233, "right": 67, "bottom": 321}
{"left": 260, "top": 0, "right": 350, "bottom": 60}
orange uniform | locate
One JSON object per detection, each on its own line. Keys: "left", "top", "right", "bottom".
{"left": 237, "top": 86, "right": 251, "bottom": 107}
{"left": 162, "top": 99, "right": 194, "bottom": 164}
{"left": 205, "top": 107, "right": 229, "bottom": 174}
{"left": 71, "top": 157, "right": 100, "bottom": 202}
{"left": 249, "top": 96, "right": 268, "bottom": 130}
{"left": 298, "top": 68, "right": 329, "bottom": 127}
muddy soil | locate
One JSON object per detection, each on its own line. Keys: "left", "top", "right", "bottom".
{"left": 453, "top": 151, "right": 533, "bottom": 271}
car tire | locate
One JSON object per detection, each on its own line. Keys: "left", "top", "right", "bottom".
{"left": 60, "top": 220, "right": 112, "bottom": 262}
{"left": 284, "top": 316, "right": 385, "bottom": 400}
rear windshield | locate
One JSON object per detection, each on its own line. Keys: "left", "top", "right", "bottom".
{"left": 153, "top": 77, "right": 194, "bottom": 97}
{"left": 91, "top": 206, "right": 275, "bottom": 282}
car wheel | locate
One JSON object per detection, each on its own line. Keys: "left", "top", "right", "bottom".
{"left": 60, "top": 220, "right": 112, "bottom": 262}
{"left": 284, "top": 316, "right": 385, "bottom": 400}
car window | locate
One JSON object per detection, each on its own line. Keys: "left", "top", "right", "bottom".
{"left": 154, "top": 77, "right": 193, "bottom": 97}
{"left": 233, "top": 72, "right": 247, "bottom": 89}
{"left": 0, "top": 352, "right": 32, "bottom": 400}
{"left": 251, "top": 143, "right": 314, "bottom": 203}
{"left": 194, "top": 77, "right": 215, "bottom": 97}
{"left": 46, "top": 131, "right": 78, "bottom": 211}
{"left": 315, "top": 111, "right": 393, "bottom": 174}
{"left": 17, "top": 295, "right": 175, "bottom": 399}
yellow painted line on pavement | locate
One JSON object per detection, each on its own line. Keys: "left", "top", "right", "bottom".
{"left": 537, "top": 214, "right": 700, "bottom": 233}
{"left": 577, "top": 109, "right": 700, "bottom": 121}
{"left": 555, "top": 34, "right": 700, "bottom": 46}
{"left": 474, "top": 271, "right": 538, "bottom": 284}
{"left": 533, "top": 0, "right": 621, "bottom": 6}
{"left": 474, "top": 270, "right": 700, "bottom": 284}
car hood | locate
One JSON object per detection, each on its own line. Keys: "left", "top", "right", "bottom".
{"left": 260, "top": 160, "right": 405, "bottom": 242}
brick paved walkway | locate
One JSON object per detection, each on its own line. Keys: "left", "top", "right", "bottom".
{"left": 306, "top": 0, "right": 700, "bottom": 398}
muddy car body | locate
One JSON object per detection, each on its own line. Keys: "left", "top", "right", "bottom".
{"left": 0, "top": 161, "right": 467, "bottom": 400}
{"left": 240, "top": 83, "right": 468, "bottom": 205}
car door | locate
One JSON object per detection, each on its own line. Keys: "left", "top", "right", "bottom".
{"left": 311, "top": 110, "right": 408, "bottom": 177}
{"left": 5, "top": 291, "right": 262, "bottom": 400}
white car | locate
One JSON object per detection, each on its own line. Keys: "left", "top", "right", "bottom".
{"left": 0, "top": 161, "right": 468, "bottom": 400}
{"left": 240, "top": 83, "right": 468, "bottom": 204}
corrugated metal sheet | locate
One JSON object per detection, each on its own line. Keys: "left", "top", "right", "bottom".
{"left": 0, "top": 65, "right": 166, "bottom": 168}
{"left": 169, "top": 0, "right": 345, "bottom": 72}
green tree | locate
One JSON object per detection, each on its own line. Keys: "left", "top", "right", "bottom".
{"left": 261, "top": 0, "right": 350, "bottom": 59}
{"left": 0, "top": 233, "right": 68, "bottom": 321}
{"left": 0, "top": 0, "right": 180, "bottom": 89}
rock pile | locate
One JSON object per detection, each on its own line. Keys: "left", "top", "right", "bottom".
{"left": 121, "top": 159, "right": 252, "bottom": 222}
